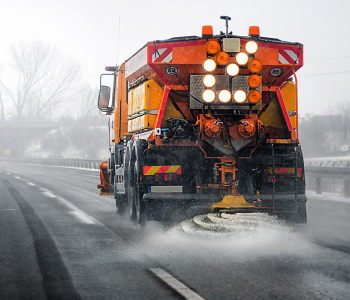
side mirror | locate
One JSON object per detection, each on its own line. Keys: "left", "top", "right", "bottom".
{"left": 98, "top": 85, "right": 111, "bottom": 112}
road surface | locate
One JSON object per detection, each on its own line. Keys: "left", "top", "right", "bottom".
{"left": 1, "top": 161, "right": 350, "bottom": 299}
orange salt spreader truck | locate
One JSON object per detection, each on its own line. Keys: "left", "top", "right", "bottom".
{"left": 97, "top": 16, "right": 307, "bottom": 225}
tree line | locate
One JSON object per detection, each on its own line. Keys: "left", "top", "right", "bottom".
{"left": 0, "top": 40, "right": 108, "bottom": 159}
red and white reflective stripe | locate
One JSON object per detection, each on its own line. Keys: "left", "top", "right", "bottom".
{"left": 279, "top": 49, "right": 299, "bottom": 64}
{"left": 152, "top": 48, "right": 173, "bottom": 63}
{"left": 143, "top": 165, "right": 181, "bottom": 175}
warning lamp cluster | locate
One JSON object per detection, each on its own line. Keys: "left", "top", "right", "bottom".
{"left": 200, "top": 38, "right": 263, "bottom": 105}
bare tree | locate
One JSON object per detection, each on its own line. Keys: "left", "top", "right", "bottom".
{"left": 331, "top": 100, "right": 350, "bottom": 140}
{"left": 77, "top": 83, "right": 99, "bottom": 120}
{"left": 0, "top": 91, "right": 5, "bottom": 122}
{"left": 0, "top": 40, "right": 80, "bottom": 120}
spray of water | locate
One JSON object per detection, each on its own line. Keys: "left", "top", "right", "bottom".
{"left": 135, "top": 213, "right": 314, "bottom": 264}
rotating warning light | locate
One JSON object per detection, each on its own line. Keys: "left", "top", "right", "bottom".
{"left": 206, "top": 41, "right": 221, "bottom": 54}
{"left": 245, "top": 41, "right": 258, "bottom": 54}
{"left": 248, "top": 59, "right": 262, "bottom": 73}
{"left": 247, "top": 75, "right": 262, "bottom": 88}
{"left": 235, "top": 52, "right": 249, "bottom": 65}
{"left": 202, "top": 25, "right": 213, "bottom": 38}
{"left": 202, "top": 89, "right": 216, "bottom": 103}
{"left": 249, "top": 26, "right": 260, "bottom": 37}
{"left": 202, "top": 74, "right": 216, "bottom": 88}
{"left": 216, "top": 51, "right": 229, "bottom": 65}
{"left": 248, "top": 90, "right": 262, "bottom": 104}
{"left": 218, "top": 89, "right": 232, "bottom": 103}
{"left": 233, "top": 90, "right": 247, "bottom": 103}
{"left": 226, "top": 63, "right": 239, "bottom": 76}
{"left": 203, "top": 58, "right": 217, "bottom": 72}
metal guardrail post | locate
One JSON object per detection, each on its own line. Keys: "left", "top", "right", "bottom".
{"left": 316, "top": 177, "right": 322, "bottom": 194}
{"left": 344, "top": 179, "right": 350, "bottom": 198}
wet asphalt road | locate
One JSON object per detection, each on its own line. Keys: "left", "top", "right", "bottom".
{"left": 1, "top": 162, "right": 350, "bottom": 300}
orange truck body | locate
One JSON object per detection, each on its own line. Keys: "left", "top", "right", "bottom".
{"left": 98, "top": 21, "right": 307, "bottom": 224}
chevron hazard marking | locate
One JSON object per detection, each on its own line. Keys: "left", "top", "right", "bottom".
{"left": 143, "top": 165, "right": 181, "bottom": 175}
{"left": 265, "top": 167, "right": 302, "bottom": 177}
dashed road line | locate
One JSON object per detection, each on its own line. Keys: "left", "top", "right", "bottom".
{"left": 149, "top": 268, "right": 206, "bottom": 300}
{"left": 38, "top": 187, "right": 99, "bottom": 225}
{"left": 27, "top": 182, "right": 36, "bottom": 186}
{"left": 42, "top": 191, "right": 57, "bottom": 198}
{"left": 69, "top": 211, "right": 96, "bottom": 224}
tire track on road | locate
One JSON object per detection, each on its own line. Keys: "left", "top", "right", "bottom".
{"left": 4, "top": 179, "right": 83, "bottom": 300}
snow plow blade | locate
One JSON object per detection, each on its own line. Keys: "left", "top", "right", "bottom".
{"left": 210, "top": 195, "right": 255, "bottom": 213}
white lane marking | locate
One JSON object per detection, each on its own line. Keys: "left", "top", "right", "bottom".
{"left": 56, "top": 196, "right": 100, "bottom": 225}
{"left": 69, "top": 211, "right": 96, "bottom": 224}
{"left": 27, "top": 182, "right": 36, "bottom": 186}
{"left": 38, "top": 187, "right": 100, "bottom": 225}
{"left": 14, "top": 176, "right": 21, "bottom": 180}
{"left": 42, "top": 191, "right": 57, "bottom": 198}
{"left": 149, "top": 268, "right": 206, "bottom": 300}
{"left": 6, "top": 173, "right": 11, "bottom": 175}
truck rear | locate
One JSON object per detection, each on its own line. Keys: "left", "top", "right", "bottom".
{"left": 97, "top": 17, "right": 306, "bottom": 225}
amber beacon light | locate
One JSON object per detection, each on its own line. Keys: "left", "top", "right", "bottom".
{"left": 249, "top": 26, "right": 260, "bottom": 36}
{"left": 202, "top": 25, "right": 213, "bottom": 38}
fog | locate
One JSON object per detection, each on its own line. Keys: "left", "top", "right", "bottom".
{"left": 1, "top": 0, "right": 350, "bottom": 117}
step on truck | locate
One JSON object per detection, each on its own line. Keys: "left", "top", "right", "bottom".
{"left": 97, "top": 17, "right": 307, "bottom": 225}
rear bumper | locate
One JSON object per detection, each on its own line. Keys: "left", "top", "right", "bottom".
{"left": 143, "top": 193, "right": 307, "bottom": 221}
{"left": 143, "top": 193, "right": 306, "bottom": 202}
{"left": 143, "top": 193, "right": 307, "bottom": 210}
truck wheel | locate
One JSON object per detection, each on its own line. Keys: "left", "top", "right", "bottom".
{"left": 133, "top": 161, "right": 146, "bottom": 225}
{"left": 127, "top": 161, "right": 146, "bottom": 225}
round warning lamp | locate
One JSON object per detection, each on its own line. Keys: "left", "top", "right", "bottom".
{"left": 203, "top": 58, "right": 217, "bottom": 72}
{"left": 247, "top": 75, "right": 262, "bottom": 88}
{"left": 206, "top": 40, "right": 221, "bottom": 54}
{"left": 202, "top": 89, "right": 216, "bottom": 103}
{"left": 236, "top": 52, "right": 249, "bottom": 65}
{"left": 248, "top": 59, "right": 262, "bottom": 73}
{"left": 216, "top": 51, "right": 229, "bottom": 65}
{"left": 233, "top": 90, "right": 247, "bottom": 103}
{"left": 248, "top": 90, "right": 262, "bottom": 104}
{"left": 202, "top": 74, "right": 216, "bottom": 88}
{"left": 226, "top": 63, "right": 240, "bottom": 76}
{"left": 245, "top": 41, "right": 258, "bottom": 54}
{"left": 218, "top": 89, "right": 232, "bottom": 103}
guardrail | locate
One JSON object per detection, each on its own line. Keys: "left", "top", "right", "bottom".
{"left": 305, "top": 166, "right": 350, "bottom": 197}
{"left": 2, "top": 157, "right": 349, "bottom": 197}
{"left": 0, "top": 157, "right": 102, "bottom": 170}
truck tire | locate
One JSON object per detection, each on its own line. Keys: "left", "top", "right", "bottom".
{"left": 127, "top": 139, "right": 147, "bottom": 225}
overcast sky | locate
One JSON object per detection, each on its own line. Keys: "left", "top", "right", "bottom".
{"left": 1, "top": 0, "right": 350, "bottom": 116}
